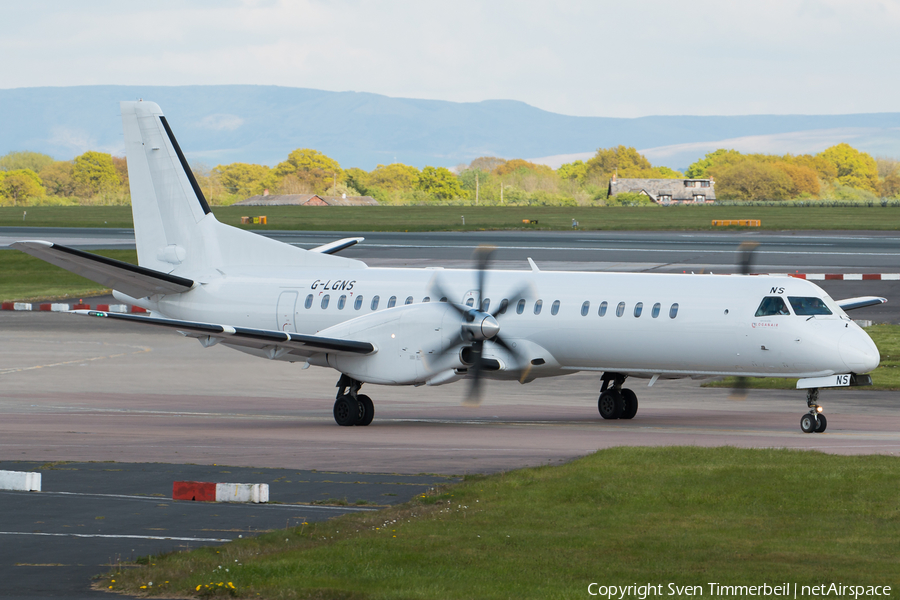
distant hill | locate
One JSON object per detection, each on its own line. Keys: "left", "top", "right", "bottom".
{"left": 1, "top": 85, "right": 899, "bottom": 170}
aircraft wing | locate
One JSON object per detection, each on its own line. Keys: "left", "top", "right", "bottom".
{"left": 837, "top": 296, "right": 887, "bottom": 311}
{"left": 11, "top": 241, "right": 194, "bottom": 298}
{"left": 73, "top": 310, "right": 375, "bottom": 357}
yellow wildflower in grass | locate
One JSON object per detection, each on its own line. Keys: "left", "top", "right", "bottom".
{"left": 196, "top": 584, "right": 202, "bottom": 591}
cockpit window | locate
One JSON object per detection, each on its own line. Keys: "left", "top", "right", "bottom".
{"left": 755, "top": 296, "right": 791, "bottom": 317}
{"left": 788, "top": 296, "right": 832, "bottom": 316}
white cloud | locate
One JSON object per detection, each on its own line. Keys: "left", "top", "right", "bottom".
{"left": 1, "top": 0, "right": 899, "bottom": 118}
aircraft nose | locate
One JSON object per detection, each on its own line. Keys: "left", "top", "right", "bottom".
{"left": 840, "top": 328, "right": 880, "bottom": 373}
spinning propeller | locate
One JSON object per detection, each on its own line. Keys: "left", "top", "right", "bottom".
{"left": 729, "top": 241, "right": 759, "bottom": 400}
{"left": 428, "top": 245, "right": 533, "bottom": 406}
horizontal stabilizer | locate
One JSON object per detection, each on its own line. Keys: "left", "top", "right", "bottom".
{"left": 310, "top": 237, "right": 364, "bottom": 255}
{"left": 11, "top": 241, "right": 194, "bottom": 299}
{"left": 74, "top": 310, "right": 375, "bottom": 357}
{"left": 837, "top": 296, "right": 887, "bottom": 311}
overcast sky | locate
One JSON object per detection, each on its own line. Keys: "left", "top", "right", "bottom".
{"left": 2, "top": 0, "right": 898, "bottom": 118}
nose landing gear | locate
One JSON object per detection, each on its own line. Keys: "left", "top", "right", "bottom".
{"left": 598, "top": 373, "right": 638, "bottom": 420}
{"left": 800, "top": 388, "right": 827, "bottom": 433}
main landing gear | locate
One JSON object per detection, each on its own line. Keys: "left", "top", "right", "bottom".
{"left": 800, "top": 388, "right": 827, "bottom": 434}
{"left": 333, "top": 374, "right": 374, "bottom": 427}
{"left": 597, "top": 373, "right": 638, "bottom": 420}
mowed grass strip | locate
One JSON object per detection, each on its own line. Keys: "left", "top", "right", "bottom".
{"left": 6, "top": 204, "right": 900, "bottom": 230}
{"left": 705, "top": 324, "right": 900, "bottom": 391}
{"left": 0, "top": 249, "right": 137, "bottom": 302}
{"left": 102, "top": 447, "right": 900, "bottom": 599}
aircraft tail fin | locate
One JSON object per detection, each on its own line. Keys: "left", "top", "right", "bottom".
{"left": 120, "top": 101, "right": 363, "bottom": 275}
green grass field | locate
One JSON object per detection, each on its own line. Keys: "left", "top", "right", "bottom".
{"left": 5, "top": 204, "right": 900, "bottom": 231}
{"left": 101, "top": 447, "right": 900, "bottom": 599}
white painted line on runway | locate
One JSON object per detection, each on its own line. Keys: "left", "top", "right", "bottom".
{"left": 0, "top": 531, "right": 231, "bottom": 542}
{"left": 0, "top": 346, "right": 152, "bottom": 376}
{"left": 2, "top": 490, "right": 380, "bottom": 511}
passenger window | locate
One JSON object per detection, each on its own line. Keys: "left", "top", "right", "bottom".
{"left": 481, "top": 298, "right": 490, "bottom": 312}
{"left": 498, "top": 299, "right": 509, "bottom": 314}
{"left": 337, "top": 295, "right": 347, "bottom": 310}
{"left": 651, "top": 302, "right": 660, "bottom": 318}
{"left": 669, "top": 303, "right": 679, "bottom": 319}
{"left": 439, "top": 297, "right": 448, "bottom": 302}
{"left": 598, "top": 301, "right": 608, "bottom": 317}
{"left": 304, "top": 294, "right": 313, "bottom": 309}
{"left": 465, "top": 298, "right": 475, "bottom": 307}
{"left": 616, "top": 302, "right": 625, "bottom": 317}
{"left": 321, "top": 294, "right": 330, "bottom": 309}
{"left": 516, "top": 299, "right": 526, "bottom": 314}
{"left": 371, "top": 295, "right": 380, "bottom": 310}
{"left": 387, "top": 296, "right": 397, "bottom": 308}
{"left": 354, "top": 296, "right": 363, "bottom": 310}
{"left": 788, "top": 297, "right": 832, "bottom": 316}
{"left": 405, "top": 296, "right": 413, "bottom": 305}
{"left": 634, "top": 302, "right": 643, "bottom": 318}
{"left": 581, "top": 301, "right": 590, "bottom": 316}
{"left": 755, "top": 297, "right": 790, "bottom": 317}
{"left": 551, "top": 300, "right": 560, "bottom": 315}
{"left": 422, "top": 296, "right": 430, "bottom": 303}
{"left": 534, "top": 299, "right": 543, "bottom": 315}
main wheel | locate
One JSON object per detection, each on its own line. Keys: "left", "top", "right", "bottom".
{"left": 800, "top": 413, "right": 817, "bottom": 434}
{"left": 814, "top": 413, "right": 827, "bottom": 433}
{"left": 333, "top": 395, "right": 360, "bottom": 426}
{"left": 620, "top": 388, "right": 638, "bottom": 420}
{"left": 356, "top": 394, "right": 374, "bottom": 426}
{"left": 598, "top": 391, "right": 623, "bottom": 420}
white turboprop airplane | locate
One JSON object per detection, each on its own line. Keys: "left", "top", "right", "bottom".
{"left": 13, "top": 101, "right": 885, "bottom": 433}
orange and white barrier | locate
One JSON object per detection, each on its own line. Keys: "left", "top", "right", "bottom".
{"left": 172, "top": 481, "right": 269, "bottom": 503}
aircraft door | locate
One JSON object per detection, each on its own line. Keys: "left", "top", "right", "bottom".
{"left": 745, "top": 295, "right": 791, "bottom": 371}
{"left": 276, "top": 291, "right": 298, "bottom": 332}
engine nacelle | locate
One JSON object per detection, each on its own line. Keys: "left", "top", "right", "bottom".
{"left": 314, "top": 302, "right": 465, "bottom": 385}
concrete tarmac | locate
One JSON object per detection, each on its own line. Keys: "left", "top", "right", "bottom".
{"left": 3, "top": 311, "right": 899, "bottom": 474}
{"left": 0, "top": 461, "right": 449, "bottom": 599}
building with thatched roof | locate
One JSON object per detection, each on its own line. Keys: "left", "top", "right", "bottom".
{"left": 234, "top": 194, "right": 378, "bottom": 206}
{"left": 608, "top": 174, "right": 715, "bottom": 205}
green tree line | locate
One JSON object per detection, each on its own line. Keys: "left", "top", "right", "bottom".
{"left": 3, "top": 142, "right": 899, "bottom": 207}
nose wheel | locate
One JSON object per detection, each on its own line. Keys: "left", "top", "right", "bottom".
{"left": 597, "top": 374, "right": 638, "bottom": 420}
{"left": 800, "top": 388, "right": 827, "bottom": 433}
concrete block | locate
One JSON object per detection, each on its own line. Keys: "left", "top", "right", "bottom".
{"left": 172, "top": 480, "right": 216, "bottom": 501}
{"left": 216, "top": 483, "right": 269, "bottom": 503}
{"left": 108, "top": 304, "right": 128, "bottom": 313}
{"left": 0, "top": 470, "right": 41, "bottom": 491}
{"left": 50, "top": 303, "right": 69, "bottom": 312}
{"left": 14, "top": 303, "right": 32, "bottom": 311}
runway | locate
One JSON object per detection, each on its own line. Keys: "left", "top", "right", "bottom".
{"left": 5, "top": 227, "right": 900, "bottom": 272}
